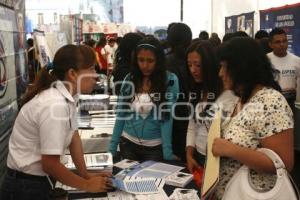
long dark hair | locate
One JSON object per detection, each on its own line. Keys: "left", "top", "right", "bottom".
{"left": 130, "top": 36, "right": 168, "bottom": 105}
{"left": 114, "top": 32, "right": 144, "bottom": 67}
{"left": 167, "top": 23, "right": 192, "bottom": 59}
{"left": 186, "top": 40, "right": 222, "bottom": 106}
{"left": 217, "top": 37, "right": 280, "bottom": 103}
{"left": 22, "top": 44, "right": 96, "bottom": 106}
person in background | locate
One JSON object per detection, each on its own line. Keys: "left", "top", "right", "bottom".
{"left": 185, "top": 41, "right": 224, "bottom": 172}
{"left": 0, "top": 45, "right": 112, "bottom": 200}
{"left": 95, "top": 37, "right": 108, "bottom": 75}
{"left": 232, "top": 31, "right": 249, "bottom": 38}
{"left": 258, "top": 37, "right": 273, "bottom": 54}
{"left": 222, "top": 33, "right": 234, "bottom": 43}
{"left": 267, "top": 28, "right": 300, "bottom": 111}
{"left": 165, "top": 22, "right": 192, "bottom": 162}
{"left": 254, "top": 30, "right": 272, "bottom": 54}
{"left": 116, "top": 36, "right": 123, "bottom": 46}
{"left": 199, "top": 31, "right": 209, "bottom": 40}
{"left": 213, "top": 37, "right": 294, "bottom": 199}
{"left": 112, "top": 32, "right": 144, "bottom": 95}
{"left": 105, "top": 37, "right": 118, "bottom": 73}
{"left": 26, "top": 38, "right": 37, "bottom": 83}
{"left": 254, "top": 30, "right": 269, "bottom": 40}
{"left": 209, "top": 32, "right": 221, "bottom": 48}
{"left": 164, "top": 22, "right": 177, "bottom": 54}
{"left": 85, "top": 39, "right": 102, "bottom": 74}
{"left": 109, "top": 36, "right": 179, "bottom": 161}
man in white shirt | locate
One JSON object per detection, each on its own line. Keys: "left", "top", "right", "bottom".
{"left": 267, "top": 28, "right": 300, "bottom": 109}
{"left": 104, "top": 37, "right": 118, "bottom": 72}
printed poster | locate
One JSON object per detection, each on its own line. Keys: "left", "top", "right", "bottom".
{"left": 225, "top": 11, "right": 254, "bottom": 37}
{"left": 260, "top": 3, "right": 300, "bottom": 56}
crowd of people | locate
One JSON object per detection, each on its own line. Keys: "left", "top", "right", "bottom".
{"left": 2, "top": 23, "right": 299, "bottom": 200}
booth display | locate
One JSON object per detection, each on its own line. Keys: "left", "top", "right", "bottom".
{"left": 260, "top": 3, "right": 300, "bottom": 56}
{"left": 0, "top": 0, "right": 26, "bottom": 184}
{"left": 59, "top": 14, "right": 83, "bottom": 44}
{"left": 33, "top": 30, "right": 53, "bottom": 66}
{"left": 225, "top": 11, "right": 254, "bottom": 37}
{"left": 71, "top": 15, "right": 83, "bottom": 44}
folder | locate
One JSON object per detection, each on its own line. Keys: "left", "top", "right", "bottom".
{"left": 201, "top": 110, "right": 221, "bottom": 199}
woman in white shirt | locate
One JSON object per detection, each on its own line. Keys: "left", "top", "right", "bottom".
{"left": 185, "top": 41, "right": 223, "bottom": 173}
{"left": 0, "top": 45, "right": 112, "bottom": 200}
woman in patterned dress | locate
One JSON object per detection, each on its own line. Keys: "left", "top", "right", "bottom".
{"left": 212, "top": 37, "right": 294, "bottom": 199}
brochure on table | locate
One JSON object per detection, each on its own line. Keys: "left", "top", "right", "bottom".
{"left": 164, "top": 171, "right": 193, "bottom": 187}
{"left": 116, "top": 160, "right": 184, "bottom": 179}
{"left": 114, "top": 159, "right": 139, "bottom": 169}
{"left": 112, "top": 176, "right": 164, "bottom": 194}
{"left": 64, "top": 153, "right": 113, "bottom": 171}
{"left": 169, "top": 188, "right": 200, "bottom": 200}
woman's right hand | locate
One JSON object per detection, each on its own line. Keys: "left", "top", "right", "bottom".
{"left": 186, "top": 155, "right": 200, "bottom": 173}
{"left": 85, "top": 176, "right": 113, "bottom": 193}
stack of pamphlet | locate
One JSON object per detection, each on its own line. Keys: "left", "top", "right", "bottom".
{"left": 64, "top": 153, "right": 113, "bottom": 172}
{"left": 79, "top": 94, "right": 110, "bottom": 111}
{"left": 164, "top": 171, "right": 193, "bottom": 187}
{"left": 169, "top": 188, "right": 200, "bottom": 200}
{"left": 112, "top": 176, "right": 165, "bottom": 194}
{"left": 113, "top": 159, "right": 139, "bottom": 169}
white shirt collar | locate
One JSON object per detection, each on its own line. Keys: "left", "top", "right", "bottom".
{"left": 54, "top": 80, "right": 75, "bottom": 103}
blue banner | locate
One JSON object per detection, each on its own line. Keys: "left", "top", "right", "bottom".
{"left": 260, "top": 3, "right": 300, "bottom": 56}
{"left": 225, "top": 12, "right": 254, "bottom": 37}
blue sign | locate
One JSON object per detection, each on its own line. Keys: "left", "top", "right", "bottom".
{"left": 260, "top": 3, "right": 300, "bottom": 56}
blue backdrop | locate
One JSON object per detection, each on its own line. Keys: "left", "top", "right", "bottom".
{"left": 260, "top": 3, "right": 300, "bottom": 56}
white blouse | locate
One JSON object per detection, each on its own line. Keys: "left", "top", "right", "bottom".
{"left": 131, "top": 93, "right": 155, "bottom": 118}
{"left": 186, "top": 90, "right": 239, "bottom": 155}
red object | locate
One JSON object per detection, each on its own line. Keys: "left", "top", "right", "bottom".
{"left": 95, "top": 46, "right": 107, "bottom": 70}
{"left": 193, "top": 166, "right": 204, "bottom": 188}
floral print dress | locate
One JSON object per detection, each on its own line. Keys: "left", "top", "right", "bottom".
{"left": 215, "top": 87, "right": 294, "bottom": 199}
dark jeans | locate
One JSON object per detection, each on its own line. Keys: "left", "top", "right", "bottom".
{"left": 119, "top": 137, "right": 163, "bottom": 162}
{"left": 284, "top": 93, "right": 296, "bottom": 114}
{"left": 194, "top": 150, "right": 206, "bottom": 167}
{"left": 0, "top": 168, "right": 51, "bottom": 200}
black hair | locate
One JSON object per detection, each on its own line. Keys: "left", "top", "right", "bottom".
{"left": 222, "top": 33, "right": 234, "bottom": 42}
{"left": 96, "top": 37, "right": 107, "bottom": 47}
{"left": 116, "top": 36, "right": 122, "bottom": 46}
{"left": 167, "top": 22, "right": 192, "bottom": 59}
{"left": 85, "top": 39, "right": 96, "bottom": 47}
{"left": 269, "top": 28, "right": 286, "bottom": 41}
{"left": 167, "top": 22, "right": 177, "bottom": 34}
{"left": 131, "top": 36, "right": 168, "bottom": 106}
{"left": 199, "top": 31, "right": 209, "bottom": 40}
{"left": 218, "top": 37, "right": 280, "bottom": 103}
{"left": 114, "top": 32, "right": 144, "bottom": 66}
{"left": 258, "top": 37, "right": 272, "bottom": 54}
{"left": 254, "top": 30, "right": 269, "bottom": 39}
{"left": 232, "top": 31, "right": 249, "bottom": 38}
{"left": 108, "top": 37, "right": 116, "bottom": 43}
{"left": 27, "top": 38, "right": 34, "bottom": 47}
{"left": 186, "top": 40, "right": 222, "bottom": 105}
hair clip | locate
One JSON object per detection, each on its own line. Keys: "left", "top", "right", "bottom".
{"left": 137, "top": 43, "right": 156, "bottom": 49}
